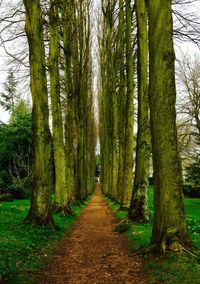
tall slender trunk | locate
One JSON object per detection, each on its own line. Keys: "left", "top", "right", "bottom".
{"left": 129, "top": 0, "right": 150, "bottom": 222}
{"left": 68, "top": 0, "right": 95, "bottom": 200}
{"left": 116, "top": 0, "right": 125, "bottom": 202}
{"left": 49, "top": 0, "right": 69, "bottom": 213}
{"left": 119, "top": 0, "right": 134, "bottom": 206}
{"left": 23, "top": 0, "right": 53, "bottom": 225}
{"left": 100, "top": 0, "right": 118, "bottom": 199}
{"left": 76, "top": 0, "right": 86, "bottom": 200}
{"left": 60, "top": 0, "right": 76, "bottom": 202}
{"left": 148, "top": 0, "right": 191, "bottom": 250}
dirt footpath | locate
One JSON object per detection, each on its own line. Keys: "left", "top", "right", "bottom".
{"left": 39, "top": 184, "right": 148, "bottom": 284}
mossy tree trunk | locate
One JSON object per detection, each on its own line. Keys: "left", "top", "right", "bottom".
{"left": 49, "top": 0, "right": 69, "bottom": 214}
{"left": 148, "top": 0, "right": 191, "bottom": 250}
{"left": 84, "top": 0, "right": 97, "bottom": 196}
{"left": 99, "top": 57, "right": 110, "bottom": 196}
{"left": 99, "top": 18, "right": 107, "bottom": 194}
{"left": 23, "top": 0, "right": 54, "bottom": 225}
{"left": 129, "top": 0, "right": 150, "bottom": 222}
{"left": 119, "top": 0, "right": 134, "bottom": 207}
{"left": 76, "top": 0, "right": 87, "bottom": 200}
{"left": 108, "top": 26, "right": 118, "bottom": 199}
{"left": 100, "top": 0, "right": 134, "bottom": 205}
{"left": 60, "top": 0, "right": 76, "bottom": 202}
{"left": 100, "top": 0, "right": 118, "bottom": 199}
{"left": 62, "top": 0, "right": 95, "bottom": 201}
{"left": 116, "top": 0, "right": 125, "bottom": 203}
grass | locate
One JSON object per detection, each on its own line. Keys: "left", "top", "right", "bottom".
{"left": 0, "top": 198, "right": 90, "bottom": 284}
{"left": 105, "top": 186, "right": 200, "bottom": 284}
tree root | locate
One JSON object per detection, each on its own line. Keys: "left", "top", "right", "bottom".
{"left": 52, "top": 203, "right": 73, "bottom": 216}
{"left": 134, "top": 244, "right": 158, "bottom": 256}
{"left": 183, "top": 248, "right": 200, "bottom": 261}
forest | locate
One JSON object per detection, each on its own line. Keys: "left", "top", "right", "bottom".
{"left": 0, "top": 0, "right": 200, "bottom": 283}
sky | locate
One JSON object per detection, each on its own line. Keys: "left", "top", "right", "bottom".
{"left": 0, "top": 0, "right": 200, "bottom": 123}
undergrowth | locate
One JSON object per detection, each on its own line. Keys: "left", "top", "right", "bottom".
{"left": 105, "top": 186, "right": 200, "bottom": 284}
{"left": 0, "top": 197, "right": 90, "bottom": 284}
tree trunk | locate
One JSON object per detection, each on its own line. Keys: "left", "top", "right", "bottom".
{"left": 99, "top": 1, "right": 118, "bottom": 199}
{"left": 148, "top": 0, "right": 191, "bottom": 250}
{"left": 129, "top": 0, "right": 150, "bottom": 222}
{"left": 116, "top": 0, "right": 125, "bottom": 203}
{"left": 49, "top": 0, "right": 69, "bottom": 213}
{"left": 120, "top": 0, "right": 134, "bottom": 207}
{"left": 23, "top": 0, "right": 53, "bottom": 225}
{"left": 60, "top": 0, "right": 76, "bottom": 202}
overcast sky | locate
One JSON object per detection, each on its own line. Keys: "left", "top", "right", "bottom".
{"left": 0, "top": 0, "right": 200, "bottom": 123}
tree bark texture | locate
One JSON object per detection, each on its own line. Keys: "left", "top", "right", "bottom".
{"left": 23, "top": 0, "right": 54, "bottom": 225}
{"left": 148, "top": 0, "right": 191, "bottom": 250}
{"left": 49, "top": 0, "right": 69, "bottom": 213}
{"left": 129, "top": 0, "right": 150, "bottom": 222}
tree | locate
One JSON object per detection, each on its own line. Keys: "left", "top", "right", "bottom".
{"left": 177, "top": 55, "right": 200, "bottom": 137}
{"left": 148, "top": 0, "right": 191, "bottom": 250}
{"left": 71, "top": 0, "right": 96, "bottom": 200}
{"left": 49, "top": 0, "right": 69, "bottom": 213}
{"left": 116, "top": 0, "right": 126, "bottom": 203}
{"left": 23, "top": 0, "right": 54, "bottom": 225}
{"left": 99, "top": 0, "right": 134, "bottom": 205}
{"left": 60, "top": 0, "right": 76, "bottom": 202}
{"left": 185, "top": 149, "right": 200, "bottom": 186}
{"left": 175, "top": 54, "right": 200, "bottom": 178}
{"left": 0, "top": 69, "right": 20, "bottom": 112}
{"left": 115, "top": 0, "right": 135, "bottom": 206}
{"left": 60, "top": 0, "right": 96, "bottom": 202}
{"left": 119, "top": 0, "right": 134, "bottom": 206}
{"left": 0, "top": 100, "right": 32, "bottom": 198}
{"left": 99, "top": 0, "right": 118, "bottom": 199}
{"left": 173, "top": 0, "right": 200, "bottom": 47}
{"left": 129, "top": 0, "right": 150, "bottom": 222}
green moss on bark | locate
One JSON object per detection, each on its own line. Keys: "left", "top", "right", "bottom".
{"left": 23, "top": 0, "right": 54, "bottom": 226}
{"left": 129, "top": 0, "right": 150, "bottom": 222}
{"left": 148, "top": 0, "right": 191, "bottom": 249}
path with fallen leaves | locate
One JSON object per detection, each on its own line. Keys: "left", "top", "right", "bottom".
{"left": 39, "top": 184, "right": 147, "bottom": 284}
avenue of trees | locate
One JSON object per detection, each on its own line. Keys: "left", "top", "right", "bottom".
{"left": 0, "top": 0, "right": 200, "bottom": 253}
{"left": 4, "top": 0, "right": 97, "bottom": 225}
{"left": 98, "top": 0, "right": 198, "bottom": 251}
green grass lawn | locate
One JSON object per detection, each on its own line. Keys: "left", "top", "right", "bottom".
{"left": 105, "top": 186, "right": 200, "bottom": 284}
{"left": 0, "top": 198, "right": 89, "bottom": 284}
{"left": 1, "top": 189, "right": 200, "bottom": 284}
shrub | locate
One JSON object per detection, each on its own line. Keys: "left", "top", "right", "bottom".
{"left": 0, "top": 170, "right": 12, "bottom": 195}
{"left": 9, "top": 182, "right": 32, "bottom": 200}
{"left": 114, "top": 219, "right": 132, "bottom": 233}
{"left": 0, "top": 193, "right": 13, "bottom": 202}
{"left": 149, "top": 176, "right": 154, "bottom": 185}
{"left": 0, "top": 100, "right": 33, "bottom": 201}
{"left": 182, "top": 184, "right": 200, "bottom": 198}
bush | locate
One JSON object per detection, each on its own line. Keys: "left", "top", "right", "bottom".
{"left": 149, "top": 176, "right": 154, "bottom": 185}
{"left": 9, "top": 182, "right": 32, "bottom": 200}
{"left": 0, "top": 172, "right": 32, "bottom": 200}
{"left": 0, "top": 193, "right": 13, "bottom": 202}
{"left": 114, "top": 219, "right": 132, "bottom": 233}
{"left": 0, "top": 170, "right": 12, "bottom": 195}
{"left": 185, "top": 160, "right": 200, "bottom": 186}
{"left": 0, "top": 100, "right": 33, "bottom": 201}
{"left": 0, "top": 170, "right": 11, "bottom": 185}
{"left": 182, "top": 184, "right": 200, "bottom": 198}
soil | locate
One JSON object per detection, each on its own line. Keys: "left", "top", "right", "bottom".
{"left": 39, "top": 184, "right": 148, "bottom": 284}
